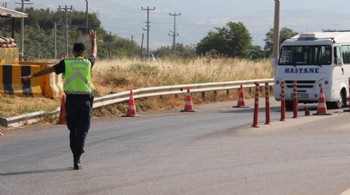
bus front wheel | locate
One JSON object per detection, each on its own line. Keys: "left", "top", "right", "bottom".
{"left": 327, "top": 89, "right": 347, "bottom": 109}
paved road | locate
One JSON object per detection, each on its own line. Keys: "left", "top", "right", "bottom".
{"left": 1, "top": 99, "right": 350, "bottom": 195}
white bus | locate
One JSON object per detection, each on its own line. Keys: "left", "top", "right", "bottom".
{"left": 273, "top": 31, "right": 350, "bottom": 110}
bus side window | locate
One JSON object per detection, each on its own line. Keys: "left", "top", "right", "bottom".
{"left": 341, "top": 45, "right": 350, "bottom": 64}
{"left": 335, "top": 47, "right": 343, "bottom": 65}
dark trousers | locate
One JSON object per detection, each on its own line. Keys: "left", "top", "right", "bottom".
{"left": 65, "top": 95, "right": 92, "bottom": 158}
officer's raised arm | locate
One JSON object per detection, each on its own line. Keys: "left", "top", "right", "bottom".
{"left": 89, "top": 29, "right": 97, "bottom": 58}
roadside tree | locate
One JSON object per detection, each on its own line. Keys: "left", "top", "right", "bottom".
{"left": 196, "top": 22, "right": 252, "bottom": 58}
{"left": 263, "top": 27, "right": 298, "bottom": 57}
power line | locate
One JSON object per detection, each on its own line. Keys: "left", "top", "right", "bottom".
{"left": 141, "top": 6, "right": 155, "bottom": 58}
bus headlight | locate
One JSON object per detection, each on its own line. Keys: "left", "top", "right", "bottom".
{"left": 324, "top": 80, "right": 329, "bottom": 85}
{"left": 275, "top": 80, "right": 280, "bottom": 85}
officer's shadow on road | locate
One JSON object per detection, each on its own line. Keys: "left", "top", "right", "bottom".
{"left": 0, "top": 167, "right": 73, "bottom": 176}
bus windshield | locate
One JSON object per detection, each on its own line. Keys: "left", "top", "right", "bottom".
{"left": 279, "top": 45, "right": 332, "bottom": 65}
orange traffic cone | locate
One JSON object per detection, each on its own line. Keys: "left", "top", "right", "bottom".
{"left": 233, "top": 84, "right": 248, "bottom": 108}
{"left": 181, "top": 87, "right": 195, "bottom": 112}
{"left": 57, "top": 95, "right": 67, "bottom": 124}
{"left": 313, "top": 87, "right": 331, "bottom": 115}
{"left": 123, "top": 90, "right": 140, "bottom": 117}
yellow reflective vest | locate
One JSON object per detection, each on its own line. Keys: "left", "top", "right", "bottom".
{"left": 63, "top": 57, "right": 93, "bottom": 95}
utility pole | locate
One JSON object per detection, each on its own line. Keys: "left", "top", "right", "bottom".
{"left": 141, "top": 33, "right": 144, "bottom": 58}
{"left": 15, "top": 0, "right": 33, "bottom": 54}
{"left": 169, "top": 12, "right": 181, "bottom": 54}
{"left": 54, "top": 22, "right": 57, "bottom": 59}
{"left": 141, "top": 6, "right": 155, "bottom": 59}
{"left": 57, "top": 5, "right": 73, "bottom": 58}
{"left": 272, "top": 0, "right": 280, "bottom": 68}
{"left": 85, "top": 0, "right": 89, "bottom": 33}
{"left": 109, "top": 31, "right": 112, "bottom": 59}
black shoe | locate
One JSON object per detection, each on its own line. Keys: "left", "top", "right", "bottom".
{"left": 74, "top": 162, "right": 82, "bottom": 170}
{"left": 73, "top": 154, "right": 82, "bottom": 170}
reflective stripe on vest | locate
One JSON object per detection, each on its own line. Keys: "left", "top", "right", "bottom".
{"left": 63, "top": 57, "right": 92, "bottom": 95}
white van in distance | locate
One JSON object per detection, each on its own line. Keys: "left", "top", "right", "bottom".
{"left": 273, "top": 31, "right": 350, "bottom": 110}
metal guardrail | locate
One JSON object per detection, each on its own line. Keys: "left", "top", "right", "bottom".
{"left": 93, "top": 78, "right": 274, "bottom": 108}
{"left": 0, "top": 78, "right": 274, "bottom": 128}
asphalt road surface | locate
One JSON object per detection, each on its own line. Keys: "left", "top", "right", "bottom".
{"left": 2, "top": 99, "right": 350, "bottom": 195}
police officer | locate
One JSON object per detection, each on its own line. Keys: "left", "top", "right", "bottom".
{"left": 22, "top": 29, "right": 97, "bottom": 170}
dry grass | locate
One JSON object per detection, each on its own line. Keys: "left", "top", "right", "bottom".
{"left": 93, "top": 57, "right": 272, "bottom": 95}
{"left": 0, "top": 57, "right": 273, "bottom": 129}
{"left": 0, "top": 96, "right": 61, "bottom": 117}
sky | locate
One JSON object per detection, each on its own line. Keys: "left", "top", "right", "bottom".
{"left": 3, "top": 0, "right": 350, "bottom": 50}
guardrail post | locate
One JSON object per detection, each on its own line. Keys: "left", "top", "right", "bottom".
{"left": 214, "top": 90, "right": 217, "bottom": 101}
{"left": 252, "top": 82, "right": 259, "bottom": 128}
{"left": 280, "top": 80, "right": 285, "bottom": 121}
{"left": 201, "top": 92, "right": 205, "bottom": 99}
{"left": 265, "top": 83, "right": 270, "bottom": 124}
